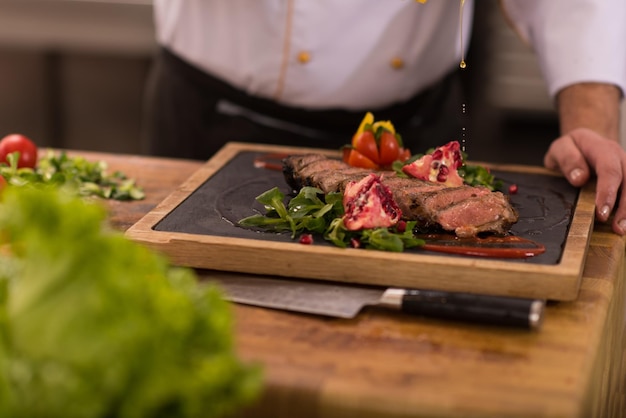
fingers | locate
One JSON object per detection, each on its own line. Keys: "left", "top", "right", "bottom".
{"left": 543, "top": 131, "right": 591, "bottom": 187}
{"left": 572, "top": 130, "right": 625, "bottom": 226}
{"left": 544, "top": 128, "right": 626, "bottom": 234}
{"left": 603, "top": 148, "right": 626, "bottom": 234}
{"left": 612, "top": 190, "right": 626, "bottom": 235}
{"left": 591, "top": 145, "right": 624, "bottom": 223}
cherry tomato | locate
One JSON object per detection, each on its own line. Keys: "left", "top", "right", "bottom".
{"left": 0, "top": 175, "right": 6, "bottom": 191}
{"left": 398, "top": 148, "right": 411, "bottom": 162}
{"left": 346, "top": 149, "right": 379, "bottom": 169}
{"left": 352, "top": 131, "right": 379, "bottom": 164}
{"left": 378, "top": 131, "right": 401, "bottom": 166}
{"left": 0, "top": 134, "right": 38, "bottom": 168}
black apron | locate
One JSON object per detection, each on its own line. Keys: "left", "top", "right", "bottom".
{"left": 141, "top": 47, "right": 465, "bottom": 160}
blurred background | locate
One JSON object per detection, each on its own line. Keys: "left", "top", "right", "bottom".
{"left": 0, "top": 0, "right": 623, "bottom": 165}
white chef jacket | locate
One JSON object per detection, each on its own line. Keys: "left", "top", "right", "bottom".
{"left": 153, "top": 0, "right": 626, "bottom": 110}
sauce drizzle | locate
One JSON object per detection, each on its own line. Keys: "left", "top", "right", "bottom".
{"left": 419, "top": 234, "right": 546, "bottom": 259}
{"left": 253, "top": 152, "right": 289, "bottom": 171}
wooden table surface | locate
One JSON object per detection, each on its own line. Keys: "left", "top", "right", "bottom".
{"left": 83, "top": 150, "right": 626, "bottom": 418}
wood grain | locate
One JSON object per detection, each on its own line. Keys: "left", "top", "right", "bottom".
{"left": 87, "top": 148, "right": 625, "bottom": 418}
{"left": 125, "top": 142, "right": 595, "bottom": 301}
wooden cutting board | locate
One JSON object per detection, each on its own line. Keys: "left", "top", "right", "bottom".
{"left": 125, "top": 142, "right": 595, "bottom": 301}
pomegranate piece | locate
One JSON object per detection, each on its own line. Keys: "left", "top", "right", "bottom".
{"left": 402, "top": 141, "right": 464, "bottom": 187}
{"left": 342, "top": 173, "right": 402, "bottom": 231}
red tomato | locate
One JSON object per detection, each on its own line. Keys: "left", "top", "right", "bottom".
{"left": 398, "top": 148, "right": 411, "bottom": 162}
{"left": 352, "top": 131, "right": 379, "bottom": 164}
{"left": 346, "top": 149, "right": 379, "bottom": 169}
{"left": 378, "top": 131, "right": 401, "bottom": 165}
{"left": 0, "top": 175, "right": 6, "bottom": 191}
{"left": 0, "top": 134, "right": 38, "bottom": 168}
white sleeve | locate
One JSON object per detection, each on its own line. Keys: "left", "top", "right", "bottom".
{"left": 500, "top": 0, "right": 626, "bottom": 98}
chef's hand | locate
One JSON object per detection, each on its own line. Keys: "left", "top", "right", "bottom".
{"left": 544, "top": 129, "right": 626, "bottom": 235}
{"left": 546, "top": 82, "right": 624, "bottom": 235}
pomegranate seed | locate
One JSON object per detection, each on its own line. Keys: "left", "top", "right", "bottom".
{"left": 396, "top": 220, "right": 407, "bottom": 233}
{"left": 299, "top": 234, "right": 314, "bottom": 245}
{"left": 437, "top": 165, "right": 449, "bottom": 182}
{"left": 350, "top": 238, "right": 361, "bottom": 248}
{"left": 454, "top": 153, "right": 463, "bottom": 169}
{"left": 508, "top": 184, "right": 518, "bottom": 194}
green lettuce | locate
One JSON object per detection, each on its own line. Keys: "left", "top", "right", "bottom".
{"left": 0, "top": 187, "right": 260, "bottom": 418}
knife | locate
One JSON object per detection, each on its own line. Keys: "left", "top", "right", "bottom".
{"left": 206, "top": 274, "right": 545, "bottom": 330}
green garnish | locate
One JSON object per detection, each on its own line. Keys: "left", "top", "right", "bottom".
{"left": 239, "top": 187, "right": 424, "bottom": 252}
{"left": 458, "top": 150, "right": 503, "bottom": 191}
{"left": 0, "top": 150, "right": 145, "bottom": 200}
{"left": 458, "top": 163, "right": 503, "bottom": 191}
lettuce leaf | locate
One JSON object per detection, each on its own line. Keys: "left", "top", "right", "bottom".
{"left": 0, "top": 187, "right": 260, "bottom": 418}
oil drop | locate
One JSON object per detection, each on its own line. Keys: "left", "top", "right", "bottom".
{"left": 459, "top": 0, "right": 466, "bottom": 69}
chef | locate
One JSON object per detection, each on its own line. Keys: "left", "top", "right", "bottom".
{"left": 142, "top": 0, "right": 626, "bottom": 235}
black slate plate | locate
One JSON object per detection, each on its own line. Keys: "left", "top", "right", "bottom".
{"left": 153, "top": 151, "right": 579, "bottom": 265}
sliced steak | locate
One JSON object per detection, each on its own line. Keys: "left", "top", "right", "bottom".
{"left": 284, "top": 155, "right": 366, "bottom": 192}
{"left": 435, "top": 192, "right": 518, "bottom": 237}
{"left": 282, "top": 154, "right": 518, "bottom": 236}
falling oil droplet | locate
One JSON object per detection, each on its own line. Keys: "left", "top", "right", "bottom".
{"left": 461, "top": 102, "right": 467, "bottom": 153}
{"left": 459, "top": 0, "right": 466, "bottom": 69}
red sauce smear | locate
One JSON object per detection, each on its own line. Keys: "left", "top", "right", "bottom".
{"left": 419, "top": 234, "right": 546, "bottom": 259}
{"left": 254, "top": 153, "right": 289, "bottom": 171}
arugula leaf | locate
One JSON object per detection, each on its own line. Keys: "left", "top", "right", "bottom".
{"left": 325, "top": 218, "right": 350, "bottom": 248}
{"left": 458, "top": 163, "right": 503, "bottom": 191}
{"left": 240, "top": 187, "right": 340, "bottom": 238}
{"left": 361, "top": 228, "right": 406, "bottom": 252}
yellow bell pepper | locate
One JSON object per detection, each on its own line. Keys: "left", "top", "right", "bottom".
{"left": 352, "top": 112, "right": 397, "bottom": 147}
{"left": 372, "top": 120, "right": 396, "bottom": 135}
{"left": 352, "top": 112, "right": 374, "bottom": 146}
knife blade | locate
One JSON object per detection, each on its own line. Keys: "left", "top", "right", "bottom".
{"left": 206, "top": 274, "right": 545, "bottom": 330}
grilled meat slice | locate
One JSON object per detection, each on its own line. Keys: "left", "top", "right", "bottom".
{"left": 316, "top": 167, "right": 374, "bottom": 194}
{"left": 282, "top": 154, "right": 518, "bottom": 236}
{"left": 282, "top": 154, "right": 329, "bottom": 190}
{"left": 394, "top": 185, "right": 493, "bottom": 232}
{"left": 434, "top": 192, "right": 518, "bottom": 237}
{"left": 283, "top": 154, "right": 371, "bottom": 193}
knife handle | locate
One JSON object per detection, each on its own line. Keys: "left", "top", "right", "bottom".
{"left": 381, "top": 289, "right": 545, "bottom": 330}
